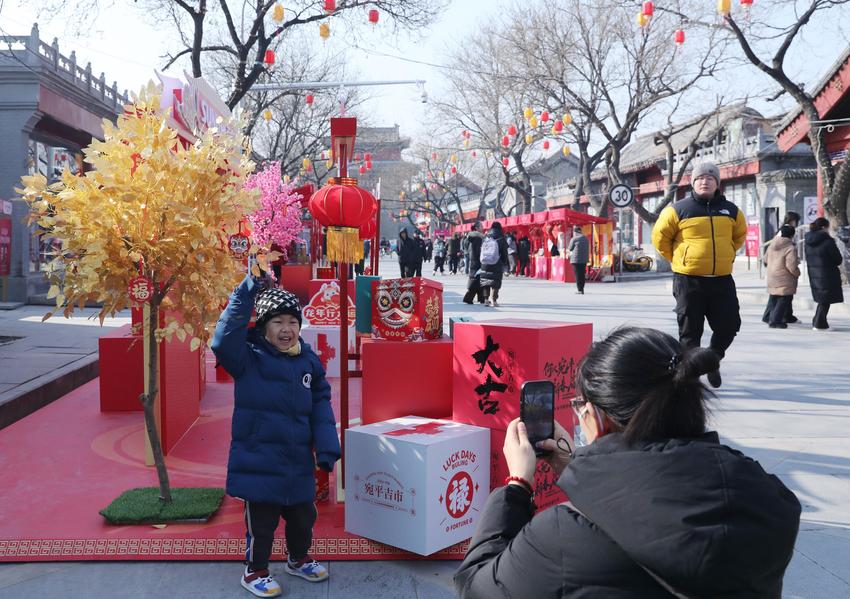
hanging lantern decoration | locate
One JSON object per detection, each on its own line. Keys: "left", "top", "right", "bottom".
{"left": 359, "top": 214, "right": 377, "bottom": 241}
{"left": 431, "top": 151, "right": 438, "bottom": 160}
{"left": 637, "top": 12, "right": 649, "bottom": 27}
{"left": 642, "top": 1, "right": 654, "bottom": 17}
{"left": 502, "top": 135, "right": 511, "bottom": 147}
{"left": 306, "top": 94, "right": 315, "bottom": 106}
{"left": 543, "top": 140, "right": 550, "bottom": 150}
{"left": 562, "top": 146, "right": 571, "bottom": 157}
{"left": 463, "top": 139, "right": 470, "bottom": 148}
{"left": 309, "top": 178, "right": 377, "bottom": 263}
{"left": 471, "top": 150, "right": 477, "bottom": 158}
{"left": 524, "top": 133, "right": 534, "bottom": 145}
{"left": 553, "top": 120, "right": 564, "bottom": 133}
{"left": 674, "top": 29, "right": 685, "bottom": 46}
{"left": 273, "top": 3, "right": 284, "bottom": 22}
{"left": 264, "top": 49, "right": 276, "bottom": 66}
{"left": 451, "top": 165, "right": 458, "bottom": 174}
{"left": 324, "top": 0, "right": 336, "bottom": 12}
{"left": 450, "top": 154, "right": 458, "bottom": 163}
{"left": 425, "top": 201, "right": 431, "bottom": 209}
{"left": 359, "top": 165, "right": 366, "bottom": 174}
{"left": 562, "top": 113, "right": 573, "bottom": 126}
{"left": 302, "top": 158, "right": 312, "bottom": 172}
{"left": 740, "top": 0, "right": 753, "bottom": 17}
{"left": 368, "top": 9, "right": 379, "bottom": 24}
{"left": 523, "top": 107, "right": 534, "bottom": 120}
{"left": 507, "top": 124, "right": 518, "bottom": 136}
{"left": 529, "top": 116, "right": 539, "bottom": 129}
{"left": 717, "top": 0, "right": 731, "bottom": 15}
{"left": 320, "top": 22, "right": 330, "bottom": 39}
{"left": 366, "top": 161, "right": 373, "bottom": 170}
{"left": 541, "top": 111, "right": 550, "bottom": 123}
{"left": 501, "top": 157, "right": 510, "bottom": 167}
{"left": 326, "top": 159, "right": 334, "bottom": 169}
{"left": 364, "top": 152, "right": 372, "bottom": 162}
{"left": 263, "top": 109, "right": 273, "bottom": 121}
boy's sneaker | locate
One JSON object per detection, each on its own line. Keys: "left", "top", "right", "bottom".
{"left": 241, "top": 566, "right": 282, "bottom": 597}
{"left": 285, "top": 556, "right": 329, "bottom": 582}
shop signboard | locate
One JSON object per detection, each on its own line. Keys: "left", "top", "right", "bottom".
{"left": 0, "top": 218, "right": 11, "bottom": 277}
{"left": 745, "top": 224, "right": 760, "bottom": 257}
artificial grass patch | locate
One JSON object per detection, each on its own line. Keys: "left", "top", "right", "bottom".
{"left": 100, "top": 487, "right": 225, "bottom": 525}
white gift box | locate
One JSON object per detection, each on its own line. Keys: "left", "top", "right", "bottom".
{"left": 345, "top": 416, "right": 490, "bottom": 556}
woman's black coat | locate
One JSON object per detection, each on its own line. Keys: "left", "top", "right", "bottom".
{"left": 478, "top": 230, "right": 509, "bottom": 290}
{"left": 805, "top": 229, "right": 844, "bottom": 304}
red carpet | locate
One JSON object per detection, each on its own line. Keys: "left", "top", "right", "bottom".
{"left": 0, "top": 357, "right": 467, "bottom": 561}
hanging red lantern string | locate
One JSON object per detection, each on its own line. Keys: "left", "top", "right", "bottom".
{"left": 675, "top": 29, "right": 685, "bottom": 46}
{"left": 306, "top": 93, "right": 315, "bottom": 106}
{"left": 366, "top": 161, "right": 373, "bottom": 171}
{"left": 543, "top": 140, "right": 550, "bottom": 150}
{"left": 507, "top": 124, "right": 518, "bottom": 136}
{"left": 553, "top": 120, "right": 564, "bottom": 133}
{"left": 359, "top": 165, "right": 366, "bottom": 174}
{"left": 541, "top": 111, "right": 550, "bottom": 123}
{"left": 368, "top": 9, "right": 379, "bottom": 24}
{"left": 451, "top": 165, "right": 457, "bottom": 174}
{"left": 364, "top": 152, "right": 372, "bottom": 162}
{"left": 642, "top": 1, "right": 654, "bottom": 17}
{"left": 309, "top": 178, "right": 376, "bottom": 263}
{"left": 264, "top": 49, "right": 275, "bottom": 66}
{"left": 502, "top": 135, "right": 510, "bottom": 147}
{"left": 324, "top": 0, "right": 336, "bottom": 12}
{"left": 502, "top": 157, "right": 510, "bottom": 167}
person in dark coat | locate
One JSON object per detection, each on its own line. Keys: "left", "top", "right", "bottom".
{"left": 516, "top": 235, "right": 531, "bottom": 276}
{"left": 423, "top": 236, "right": 433, "bottom": 263}
{"left": 462, "top": 222, "right": 485, "bottom": 304}
{"left": 448, "top": 232, "right": 461, "bottom": 274}
{"left": 567, "top": 225, "right": 590, "bottom": 294}
{"left": 212, "top": 276, "right": 341, "bottom": 596}
{"left": 478, "top": 221, "right": 509, "bottom": 307}
{"left": 412, "top": 229, "right": 426, "bottom": 276}
{"left": 397, "top": 228, "right": 417, "bottom": 277}
{"left": 805, "top": 217, "right": 844, "bottom": 330}
{"left": 455, "top": 326, "right": 801, "bottom": 599}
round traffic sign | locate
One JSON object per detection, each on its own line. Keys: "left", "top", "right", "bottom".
{"left": 608, "top": 184, "right": 634, "bottom": 208}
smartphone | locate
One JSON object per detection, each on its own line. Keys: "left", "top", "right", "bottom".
{"left": 520, "top": 380, "right": 555, "bottom": 456}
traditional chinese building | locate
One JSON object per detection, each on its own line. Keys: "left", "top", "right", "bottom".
{"left": 0, "top": 24, "right": 129, "bottom": 304}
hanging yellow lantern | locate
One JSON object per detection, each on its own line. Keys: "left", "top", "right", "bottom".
{"left": 450, "top": 154, "right": 458, "bottom": 163}
{"left": 562, "top": 113, "right": 573, "bottom": 126}
{"left": 272, "top": 3, "right": 284, "bottom": 22}
{"left": 263, "top": 109, "right": 272, "bottom": 121}
{"left": 529, "top": 116, "right": 539, "bottom": 128}
{"left": 562, "top": 146, "right": 571, "bottom": 157}
{"left": 463, "top": 139, "right": 470, "bottom": 148}
{"left": 637, "top": 12, "right": 649, "bottom": 27}
{"left": 438, "top": 170, "right": 445, "bottom": 179}
{"left": 326, "top": 159, "right": 333, "bottom": 169}
{"left": 524, "top": 133, "right": 534, "bottom": 145}
{"left": 523, "top": 107, "right": 534, "bottom": 120}
{"left": 302, "top": 157, "right": 312, "bottom": 171}
{"left": 425, "top": 201, "right": 431, "bottom": 209}
{"left": 319, "top": 22, "right": 330, "bottom": 39}
{"left": 717, "top": 0, "right": 731, "bottom": 15}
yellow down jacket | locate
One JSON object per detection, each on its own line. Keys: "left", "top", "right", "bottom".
{"left": 652, "top": 192, "right": 747, "bottom": 276}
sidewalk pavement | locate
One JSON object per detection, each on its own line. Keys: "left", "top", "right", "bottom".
{"left": 1, "top": 259, "right": 848, "bottom": 597}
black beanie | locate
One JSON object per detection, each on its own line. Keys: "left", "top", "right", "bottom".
{"left": 255, "top": 288, "right": 302, "bottom": 327}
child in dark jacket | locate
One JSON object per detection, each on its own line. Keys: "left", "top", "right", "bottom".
{"left": 212, "top": 275, "right": 341, "bottom": 598}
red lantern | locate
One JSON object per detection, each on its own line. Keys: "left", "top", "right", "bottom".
{"left": 359, "top": 165, "right": 366, "bottom": 174}
{"left": 431, "top": 151, "right": 438, "bottom": 160}
{"left": 359, "top": 216, "right": 377, "bottom": 240}
{"left": 541, "top": 111, "right": 550, "bottom": 122}
{"left": 366, "top": 161, "right": 373, "bottom": 170}
{"left": 553, "top": 120, "right": 564, "bottom": 133}
{"left": 502, "top": 157, "right": 509, "bottom": 167}
{"left": 642, "top": 1, "right": 654, "bottom": 16}
{"left": 471, "top": 150, "right": 477, "bottom": 158}
{"left": 364, "top": 152, "right": 372, "bottom": 162}
{"left": 451, "top": 165, "right": 457, "bottom": 174}
{"left": 502, "top": 135, "right": 510, "bottom": 147}
{"left": 306, "top": 94, "right": 314, "bottom": 105}
{"left": 309, "top": 179, "right": 377, "bottom": 263}
{"left": 264, "top": 49, "right": 275, "bottom": 65}
{"left": 368, "top": 8, "right": 379, "bottom": 24}
{"left": 324, "top": 0, "right": 336, "bottom": 12}
{"left": 543, "top": 140, "right": 550, "bottom": 150}
{"left": 674, "top": 29, "right": 685, "bottom": 45}
{"left": 507, "top": 124, "right": 518, "bottom": 136}
{"left": 740, "top": 0, "right": 753, "bottom": 4}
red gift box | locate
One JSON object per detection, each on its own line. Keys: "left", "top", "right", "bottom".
{"left": 452, "top": 319, "right": 592, "bottom": 432}
{"left": 371, "top": 277, "right": 443, "bottom": 342}
{"left": 489, "top": 428, "right": 567, "bottom": 511}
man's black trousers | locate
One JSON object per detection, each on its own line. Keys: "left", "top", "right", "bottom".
{"left": 672, "top": 273, "right": 741, "bottom": 359}
{"left": 244, "top": 500, "right": 317, "bottom": 571}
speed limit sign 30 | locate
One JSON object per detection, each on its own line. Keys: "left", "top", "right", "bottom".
{"left": 609, "top": 184, "right": 634, "bottom": 208}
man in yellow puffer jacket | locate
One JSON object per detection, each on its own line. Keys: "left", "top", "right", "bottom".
{"left": 652, "top": 161, "right": 747, "bottom": 388}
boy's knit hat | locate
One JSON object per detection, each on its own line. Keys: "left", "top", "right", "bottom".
{"left": 255, "top": 288, "right": 302, "bottom": 327}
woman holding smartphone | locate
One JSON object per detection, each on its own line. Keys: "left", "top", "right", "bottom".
{"left": 455, "top": 327, "right": 801, "bottom": 598}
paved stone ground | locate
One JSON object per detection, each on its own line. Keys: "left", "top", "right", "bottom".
{"left": 1, "top": 257, "right": 848, "bottom": 598}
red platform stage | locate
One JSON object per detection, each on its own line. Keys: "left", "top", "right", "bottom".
{"left": 0, "top": 355, "right": 467, "bottom": 562}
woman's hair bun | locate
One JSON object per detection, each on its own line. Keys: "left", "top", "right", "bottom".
{"left": 674, "top": 347, "right": 720, "bottom": 383}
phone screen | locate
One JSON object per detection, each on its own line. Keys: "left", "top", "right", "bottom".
{"left": 520, "top": 380, "right": 555, "bottom": 454}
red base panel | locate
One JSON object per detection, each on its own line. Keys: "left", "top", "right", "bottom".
{"left": 0, "top": 356, "right": 466, "bottom": 562}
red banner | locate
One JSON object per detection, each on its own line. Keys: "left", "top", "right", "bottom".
{"left": 745, "top": 224, "right": 760, "bottom": 258}
{"left": 0, "top": 218, "right": 11, "bottom": 277}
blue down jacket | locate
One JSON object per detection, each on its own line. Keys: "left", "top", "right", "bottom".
{"left": 211, "top": 275, "right": 341, "bottom": 505}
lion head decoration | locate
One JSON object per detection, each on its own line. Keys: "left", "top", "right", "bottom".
{"left": 376, "top": 279, "right": 417, "bottom": 330}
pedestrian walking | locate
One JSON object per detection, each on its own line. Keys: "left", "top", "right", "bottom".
{"left": 454, "top": 327, "right": 801, "bottom": 599}
{"left": 462, "top": 222, "right": 486, "bottom": 304}
{"left": 412, "top": 229, "right": 426, "bottom": 277}
{"left": 762, "top": 225, "right": 800, "bottom": 328}
{"left": 432, "top": 235, "right": 447, "bottom": 275}
{"left": 651, "top": 161, "right": 747, "bottom": 388}
{"left": 505, "top": 232, "right": 518, "bottom": 276}
{"left": 448, "top": 232, "right": 461, "bottom": 274}
{"left": 397, "top": 228, "right": 417, "bottom": 277}
{"left": 567, "top": 226, "right": 589, "bottom": 294}
{"left": 423, "top": 236, "right": 433, "bottom": 263}
{"left": 805, "top": 217, "right": 844, "bottom": 330}
{"left": 212, "top": 277, "right": 341, "bottom": 597}
{"left": 517, "top": 235, "right": 531, "bottom": 276}
{"left": 478, "top": 221, "right": 509, "bottom": 307}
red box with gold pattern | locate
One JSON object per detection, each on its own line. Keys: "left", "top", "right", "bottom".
{"left": 451, "top": 319, "right": 592, "bottom": 432}
{"left": 489, "top": 428, "right": 566, "bottom": 511}
{"left": 371, "top": 277, "right": 443, "bottom": 342}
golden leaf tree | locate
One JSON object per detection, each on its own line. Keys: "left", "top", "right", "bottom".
{"left": 18, "top": 83, "right": 256, "bottom": 503}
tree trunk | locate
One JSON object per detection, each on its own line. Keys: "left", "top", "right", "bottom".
{"left": 139, "top": 299, "right": 172, "bottom": 503}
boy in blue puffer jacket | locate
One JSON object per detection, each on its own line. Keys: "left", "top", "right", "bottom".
{"left": 212, "top": 274, "right": 341, "bottom": 598}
